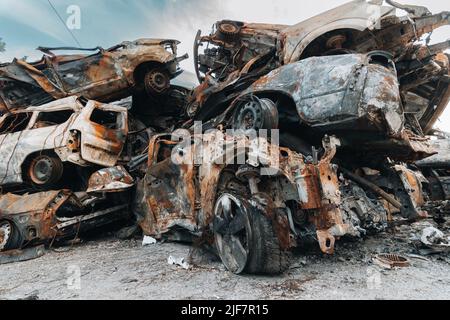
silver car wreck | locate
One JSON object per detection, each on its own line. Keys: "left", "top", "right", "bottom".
{"left": 0, "top": 96, "right": 128, "bottom": 190}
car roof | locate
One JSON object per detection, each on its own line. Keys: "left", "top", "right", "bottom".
{"left": 13, "top": 96, "right": 83, "bottom": 114}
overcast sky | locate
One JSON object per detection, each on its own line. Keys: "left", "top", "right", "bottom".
{"left": 0, "top": 0, "right": 449, "bottom": 131}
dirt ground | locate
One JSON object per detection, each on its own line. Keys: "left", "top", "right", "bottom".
{"left": 1, "top": 220, "right": 449, "bottom": 300}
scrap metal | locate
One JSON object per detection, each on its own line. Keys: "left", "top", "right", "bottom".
{"left": 0, "top": 39, "right": 188, "bottom": 114}
{"left": 0, "top": 0, "right": 449, "bottom": 274}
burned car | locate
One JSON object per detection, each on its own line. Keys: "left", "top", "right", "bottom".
{"left": 195, "top": 0, "right": 450, "bottom": 78}
{"left": 190, "top": 0, "right": 450, "bottom": 136}
{"left": 0, "top": 39, "right": 188, "bottom": 114}
{"left": 187, "top": 51, "right": 438, "bottom": 221}
{"left": 416, "top": 131, "right": 450, "bottom": 202}
{"left": 134, "top": 132, "right": 389, "bottom": 274}
{"left": 0, "top": 166, "right": 134, "bottom": 254}
{"left": 0, "top": 96, "right": 128, "bottom": 191}
{"left": 208, "top": 52, "right": 435, "bottom": 160}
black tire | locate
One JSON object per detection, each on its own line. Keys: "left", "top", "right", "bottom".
{"left": 246, "top": 205, "right": 292, "bottom": 275}
{"left": 213, "top": 193, "right": 291, "bottom": 275}
{"left": 0, "top": 220, "right": 23, "bottom": 251}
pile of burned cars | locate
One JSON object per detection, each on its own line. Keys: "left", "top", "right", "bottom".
{"left": 0, "top": 38, "right": 189, "bottom": 261}
{"left": 1, "top": 0, "right": 450, "bottom": 274}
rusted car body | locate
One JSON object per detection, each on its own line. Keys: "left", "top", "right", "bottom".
{"left": 0, "top": 39, "right": 188, "bottom": 114}
{"left": 1, "top": 1, "right": 449, "bottom": 272}
{"left": 189, "top": 52, "right": 438, "bottom": 220}
{"left": 0, "top": 96, "right": 128, "bottom": 189}
{"left": 134, "top": 132, "right": 389, "bottom": 274}
{"left": 191, "top": 0, "right": 450, "bottom": 134}
{"left": 0, "top": 166, "right": 134, "bottom": 252}
{"left": 192, "top": 52, "right": 435, "bottom": 162}
{"left": 416, "top": 133, "right": 450, "bottom": 202}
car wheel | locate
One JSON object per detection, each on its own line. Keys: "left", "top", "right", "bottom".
{"left": 0, "top": 220, "right": 23, "bottom": 251}
{"left": 28, "top": 155, "right": 63, "bottom": 189}
{"left": 213, "top": 193, "right": 290, "bottom": 274}
{"left": 232, "top": 97, "right": 278, "bottom": 133}
{"left": 144, "top": 68, "right": 170, "bottom": 96}
{"left": 218, "top": 21, "right": 241, "bottom": 41}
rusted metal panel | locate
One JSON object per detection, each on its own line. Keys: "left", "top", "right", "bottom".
{"left": 0, "top": 172, "right": 131, "bottom": 252}
{"left": 137, "top": 132, "right": 353, "bottom": 255}
{"left": 70, "top": 100, "right": 128, "bottom": 167}
{"left": 87, "top": 166, "right": 135, "bottom": 193}
{"left": 0, "top": 190, "right": 77, "bottom": 249}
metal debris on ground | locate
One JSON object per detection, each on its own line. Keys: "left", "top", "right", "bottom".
{"left": 0, "top": 245, "right": 46, "bottom": 265}
{"left": 167, "top": 256, "right": 191, "bottom": 270}
{"left": 142, "top": 236, "right": 157, "bottom": 246}
{"left": 373, "top": 254, "right": 411, "bottom": 269}
{"left": 419, "top": 227, "right": 450, "bottom": 254}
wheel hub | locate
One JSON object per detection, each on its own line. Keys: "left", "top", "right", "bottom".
{"left": 145, "top": 70, "right": 170, "bottom": 94}
{"left": 233, "top": 98, "right": 278, "bottom": 132}
{"left": 213, "top": 194, "right": 252, "bottom": 274}
{"left": 236, "top": 101, "right": 263, "bottom": 131}
{"left": 31, "top": 158, "right": 54, "bottom": 184}
{"left": 0, "top": 221, "right": 12, "bottom": 251}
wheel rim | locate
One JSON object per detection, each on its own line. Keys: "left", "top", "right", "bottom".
{"left": 236, "top": 101, "right": 263, "bottom": 131}
{"left": 234, "top": 98, "right": 278, "bottom": 132}
{"left": 0, "top": 221, "right": 12, "bottom": 251}
{"left": 145, "top": 70, "right": 169, "bottom": 94}
{"left": 28, "top": 156, "right": 63, "bottom": 186}
{"left": 213, "top": 194, "right": 252, "bottom": 274}
{"left": 30, "top": 157, "right": 54, "bottom": 184}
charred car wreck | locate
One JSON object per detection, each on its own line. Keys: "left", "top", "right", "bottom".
{"left": 0, "top": 96, "right": 131, "bottom": 191}
{"left": 0, "top": 39, "right": 188, "bottom": 114}
{"left": 1, "top": 0, "right": 450, "bottom": 274}
{"left": 0, "top": 166, "right": 134, "bottom": 254}
{"left": 191, "top": 0, "right": 450, "bottom": 135}
{"left": 134, "top": 133, "right": 388, "bottom": 274}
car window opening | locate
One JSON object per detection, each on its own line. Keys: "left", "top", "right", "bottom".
{"left": 0, "top": 113, "right": 33, "bottom": 134}
{"left": 33, "top": 110, "right": 74, "bottom": 129}
{"left": 90, "top": 108, "right": 120, "bottom": 130}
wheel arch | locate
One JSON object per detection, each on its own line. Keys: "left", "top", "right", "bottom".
{"left": 133, "top": 61, "right": 167, "bottom": 84}
{"left": 230, "top": 90, "right": 301, "bottom": 124}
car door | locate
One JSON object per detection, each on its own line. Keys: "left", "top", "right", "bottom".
{"left": 141, "top": 136, "right": 197, "bottom": 235}
{"left": 70, "top": 101, "right": 128, "bottom": 167}
{"left": 0, "top": 112, "right": 34, "bottom": 185}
